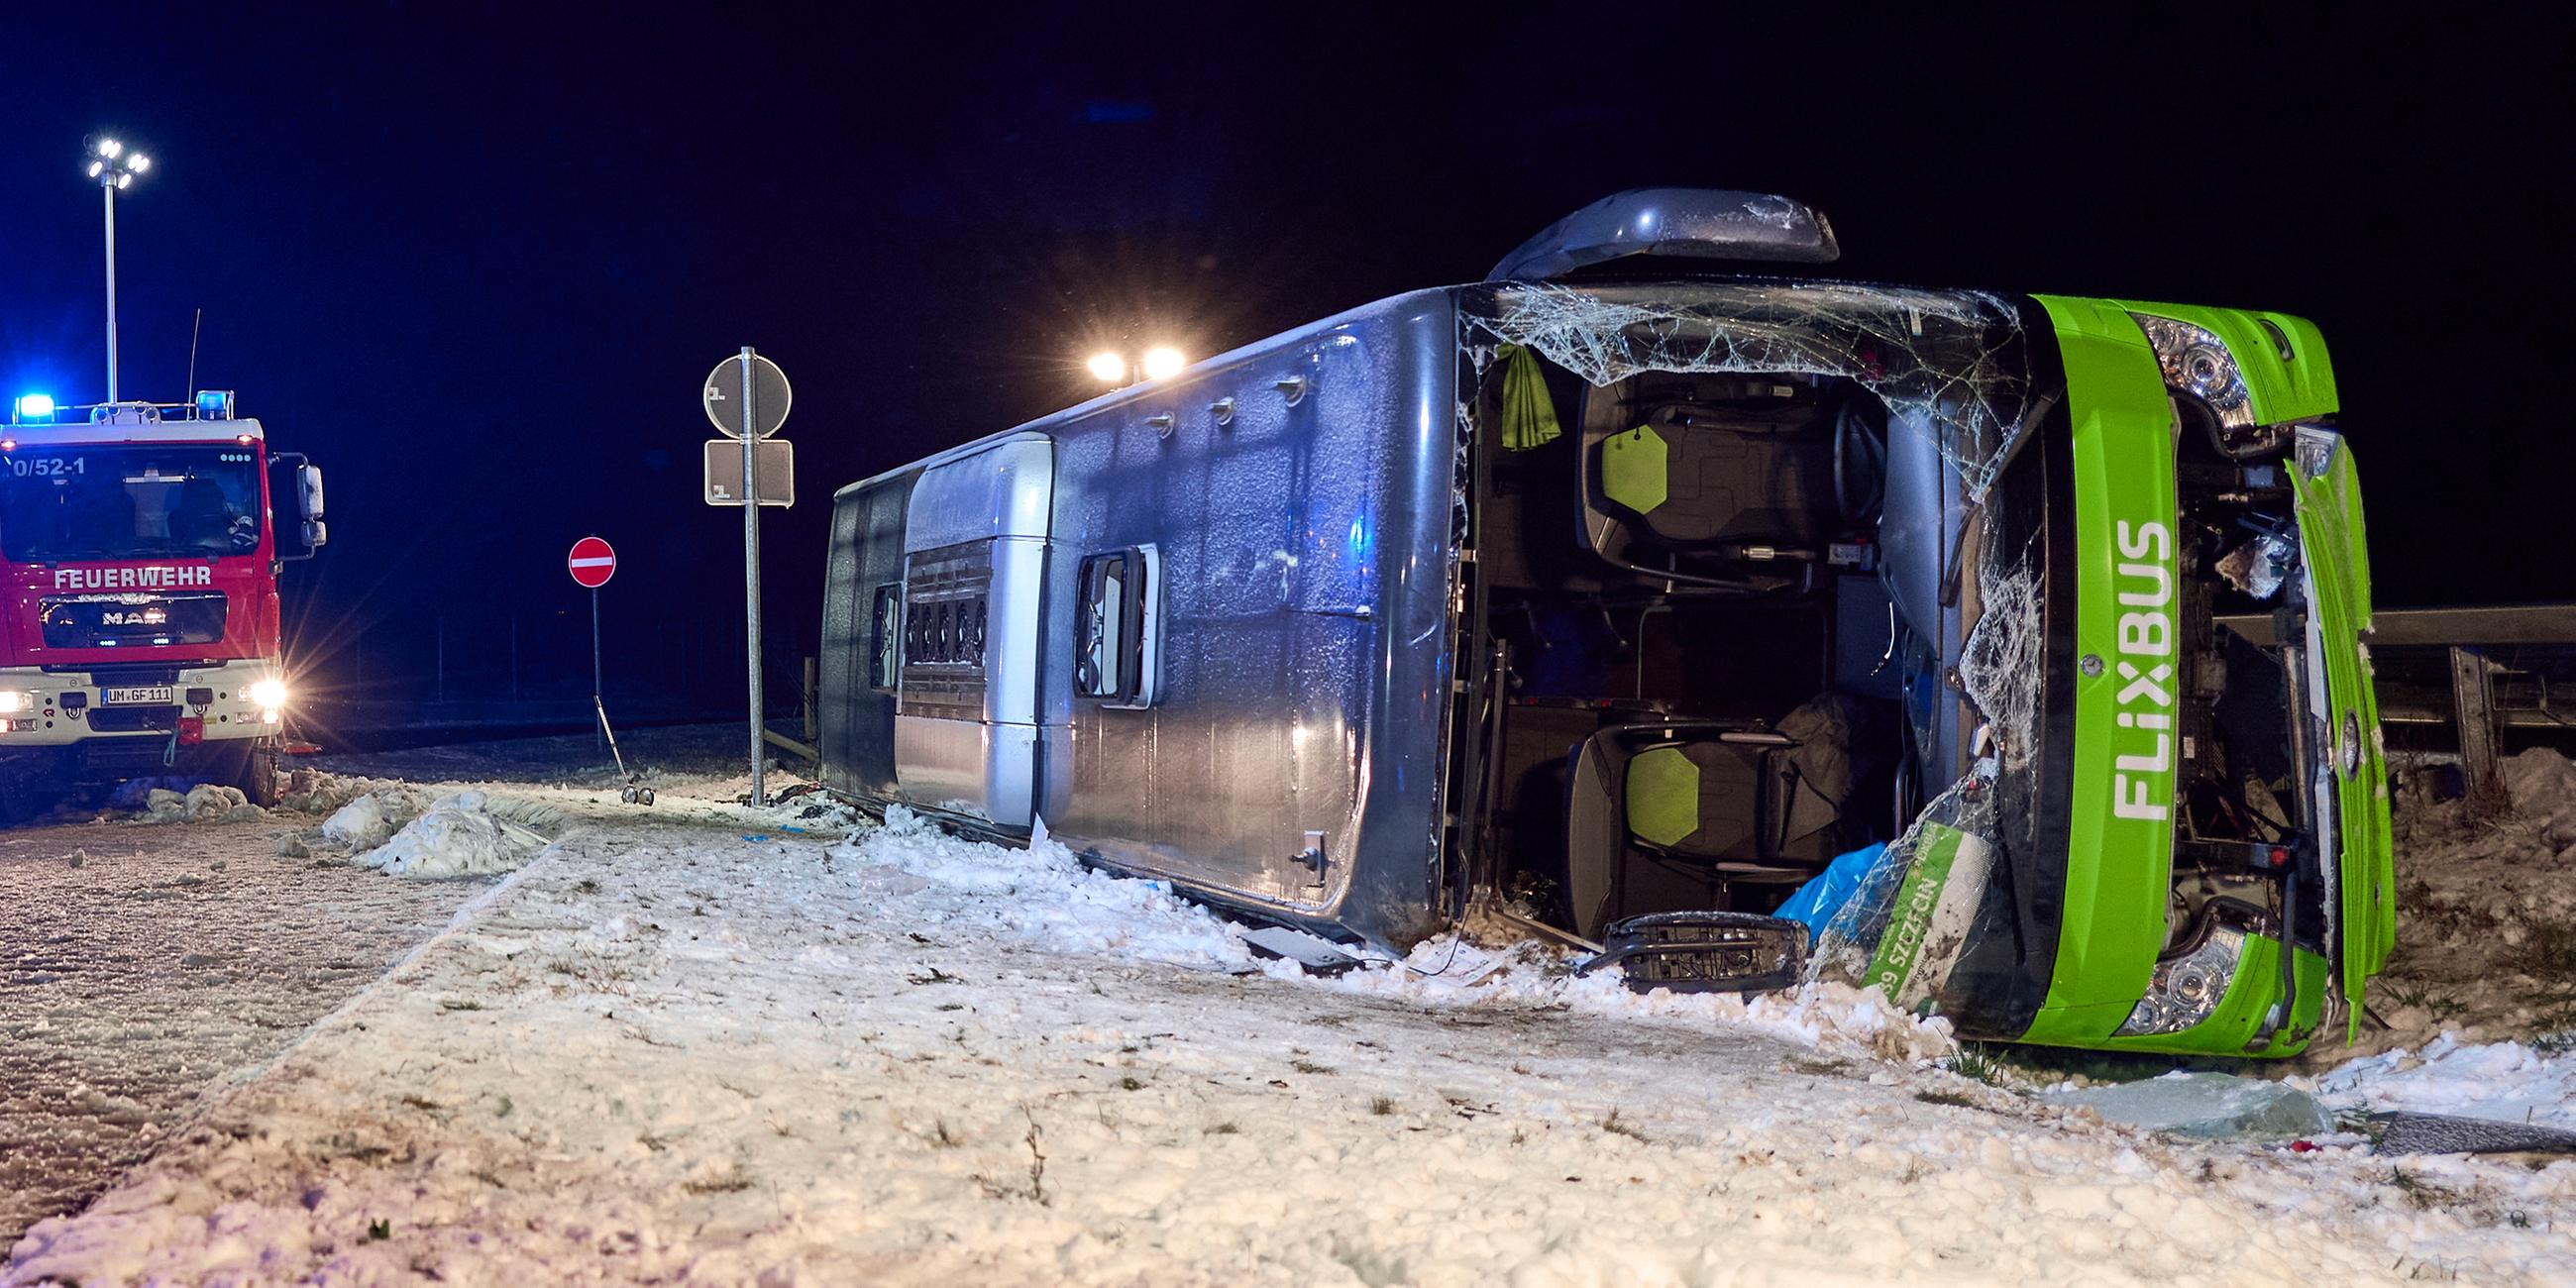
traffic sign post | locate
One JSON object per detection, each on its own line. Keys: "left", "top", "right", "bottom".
{"left": 702, "top": 349, "right": 792, "bottom": 806}
{"left": 568, "top": 537, "right": 616, "bottom": 753}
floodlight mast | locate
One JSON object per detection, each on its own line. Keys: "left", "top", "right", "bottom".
{"left": 87, "top": 137, "right": 149, "bottom": 403}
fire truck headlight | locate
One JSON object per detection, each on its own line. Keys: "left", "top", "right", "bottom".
{"left": 248, "top": 679, "right": 288, "bottom": 711}
{"left": 0, "top": 692, "right": 29, "bottom": 714}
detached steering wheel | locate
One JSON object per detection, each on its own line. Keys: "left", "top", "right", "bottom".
{"left": 1831, "top": 394, "right": 1888, "bottom": 529}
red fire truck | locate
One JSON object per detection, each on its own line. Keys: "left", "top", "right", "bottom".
{"left": 0, "top": 390, "right": 324, "bottom": 819}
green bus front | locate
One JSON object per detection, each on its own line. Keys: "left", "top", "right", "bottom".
{"left": 2006, "top": 297, "right": 2392, "bottom": 1056}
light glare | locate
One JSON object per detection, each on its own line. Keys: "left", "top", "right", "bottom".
{"left": 1085, "top": 352, "right": 1127, "bottom": 383}
{"left": 248, "top": 679, "right": 288, "bottom": 710}
{"left": 1141, "top": 347, "right": 1186, "bottom": 380}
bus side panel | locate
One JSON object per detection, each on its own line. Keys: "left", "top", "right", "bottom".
{"left": 819, "top": 475, "right": 914, "bottom": 801}
{"left": 1044, "top": 290, "right": 1457, "bottom": 948}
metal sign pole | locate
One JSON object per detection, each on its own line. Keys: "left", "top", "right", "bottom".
{"left": 740, "top": 346, "right": 766, "bottom": 806}
{"left": 591, "top": 587, "right": 603, "bottom": 755}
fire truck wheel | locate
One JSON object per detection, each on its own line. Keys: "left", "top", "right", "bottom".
{"left": 236, "top": 745, "right": 283, "bottom": 809}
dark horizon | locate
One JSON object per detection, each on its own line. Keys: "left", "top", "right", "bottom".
{"left": 5, "top": 6, "right": 2569, "bottom": 708}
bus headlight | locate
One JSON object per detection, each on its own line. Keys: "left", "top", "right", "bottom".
{"left": 2116, "top": 920, "right": 2246, "bottom": 1036}
{"left": 248, "top": 679, "right": 288, "bottom": 710}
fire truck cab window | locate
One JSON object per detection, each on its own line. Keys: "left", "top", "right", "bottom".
{"left": 0, "top": 446, "right": 263, "bottom": 562}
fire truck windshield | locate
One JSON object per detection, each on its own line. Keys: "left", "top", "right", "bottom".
{"left": 0, "top": 445, "right": 264, "bottom": 563}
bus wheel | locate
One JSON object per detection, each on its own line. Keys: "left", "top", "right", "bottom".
{"left": 237, "top": 745, "right": 282, "bottom": 808}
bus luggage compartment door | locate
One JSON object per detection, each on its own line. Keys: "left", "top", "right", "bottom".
{"left": 894, "top": 439, "right": 1057, "bottom": 827}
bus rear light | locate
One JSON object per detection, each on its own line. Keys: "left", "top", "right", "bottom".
{"left": 177, "top": 716, "right": 203, "bottom": 746}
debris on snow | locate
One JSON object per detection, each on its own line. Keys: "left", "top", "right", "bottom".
{"left": 2049, "top": 1070, "right": 2332, "bottom": 1141}
{"left": 2310, "top": 1033, "right": 2576, "bottom": 1133}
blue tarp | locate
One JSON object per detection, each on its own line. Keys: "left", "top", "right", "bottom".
{"left": 1772, "top": 841, "right": 1886, "bottom": 942}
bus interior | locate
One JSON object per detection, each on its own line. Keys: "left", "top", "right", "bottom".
{"left": 1462, "top": 347, "right": 1910, "bottom": 945}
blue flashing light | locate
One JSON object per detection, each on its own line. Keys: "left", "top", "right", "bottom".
{"left": 15, "top": 393, "right": 55, "bottom": 421}
{"left": 194, "top": 389, "right": 236, "bottom": 420}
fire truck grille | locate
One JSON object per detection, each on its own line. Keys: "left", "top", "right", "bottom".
{"left": 86, "top": 706, "right": 180, "bottom": 734}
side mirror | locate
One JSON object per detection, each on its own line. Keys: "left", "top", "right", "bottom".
{"left": 278, "top": 462, "right": 327, "bottom": 560}
{"left": 297, "top": 464, "right": 326, "bottom": 524}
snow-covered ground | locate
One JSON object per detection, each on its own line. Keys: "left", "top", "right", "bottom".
{"left": 0, "top": 806, "right": 489, "bottom": 1242}
{"left": 6, "top": 728, "right": 2574, "bottom": 1286}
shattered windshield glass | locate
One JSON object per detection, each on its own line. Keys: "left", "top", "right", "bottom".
{"left": 1461, "top": 281, "right": 2035, "bottom": 501}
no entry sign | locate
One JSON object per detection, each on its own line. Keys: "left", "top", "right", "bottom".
{"left": 568, "top": 536, "right": 617, "bottom": 589}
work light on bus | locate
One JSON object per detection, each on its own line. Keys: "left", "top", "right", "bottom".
{"left": 97, "top": 138, "right": 121, "bottom": 159}
{"left": 1141, "top": 347, "right": 1186, "bottom": 380}
{"left": 15, "top": 393, "right": 54, "bottom": 421}
{"left": 248, "top": 679, "right": 288, "bottom": 710}
{"left": 0, "top": 692, "right": 28, "bottom": 714}
{"left": 1086, "top": 352, "right": 1127, "bottom": 383}
{"left": 127, "top": 153, "right": 149, "bottom": 173}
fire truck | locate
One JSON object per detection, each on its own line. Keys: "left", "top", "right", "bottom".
{"left": 0, "top": 390, "right": 324, "bottom": 819}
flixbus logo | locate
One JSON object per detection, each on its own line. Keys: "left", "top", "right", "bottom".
{"left": 2112, "top": 520, "right": 2175, "bottom": 822}
{"left": 51, "top": 566, "right": 215, "bottom": 591}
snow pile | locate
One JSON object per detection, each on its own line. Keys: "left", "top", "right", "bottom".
{"left": 128, "top": 784, "right": 261, "bottom": 825}
{"left": 276, "top": 771, "right": 408, "bottom": 817}
{"left": 2311, "top": 1034, "right": 2576, "bottom": 1130}
{"left": 320, "top": 790, "right": 427, "bottom": 849}
{"left": 831, "top": 807, "right": 1957, "bottom": 1062}
{"left": 831, "top": 806, "right": 1254, "bottom": 969}
{"left": 353, "top": 791, "right": 557, "bottom": 878}
{"left": 1341, "top": 934, "right": 1958, "bottom": 1064}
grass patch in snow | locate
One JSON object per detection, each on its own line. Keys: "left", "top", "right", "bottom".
{"left": 1369, "top": 1096, "right": 1398, "bottom": 1117}
{"left": 2387, "top": 1165, "right": 2468, "bottom": 1213}
{"left": 1942, "top": 1042, "right": 2013, "bottom": 1086}
{"left": 1600, "top": 1109, "right": 1648, "bottom": 1142}
{"left": 682, "top": 1165, "right": 755, "bottom": 1195}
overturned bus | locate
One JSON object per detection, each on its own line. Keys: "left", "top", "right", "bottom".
{"left": 816, "top": 189, "right": 2392, "bottom": 1057}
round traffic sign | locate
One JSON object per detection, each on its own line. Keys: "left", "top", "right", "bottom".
{"left": 568, "top": 536, "right": 616, "bottom": 589}
{"left": 702, "top": 353, "right": 792, "bottom": 440}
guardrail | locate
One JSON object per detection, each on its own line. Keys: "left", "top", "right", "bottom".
{"left": 2220, "top": 603, "right": 2576, "bottom": 803}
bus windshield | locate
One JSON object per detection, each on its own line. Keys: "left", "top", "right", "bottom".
{"left": 0, "top": 445, "right": 265, "bottom": 563}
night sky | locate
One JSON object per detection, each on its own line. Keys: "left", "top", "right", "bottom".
{"left": 4, "top": 6, "right": 2570, "bottom": 706}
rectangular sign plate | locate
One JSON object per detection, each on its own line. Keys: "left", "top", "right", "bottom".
{"left": 104, "top": 686, "right": 175, "bottom": 705}
{"left": 703, "top": 439, "right": 794, "bottom": 507}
